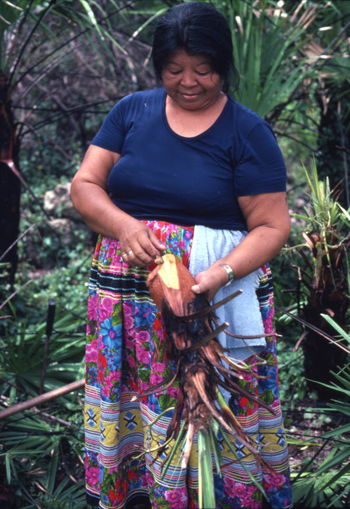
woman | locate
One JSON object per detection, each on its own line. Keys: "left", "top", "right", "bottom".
{"left": 71, "top": 3, "right": 292, "bottom": 509}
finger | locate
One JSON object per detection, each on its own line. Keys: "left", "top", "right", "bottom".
{"left": 137, "top": 231, "right": 163, "bottom": 259}
{"left": 120, "top": 249, "right": 130, "bottom": 263}
{"left": 191, "top": 284, "right": 202, "bottom": 294}
{"left": 191, "top": 282, "right": 208, "bottom": 294}
{"left": 148, "top": 230, "right": 167, "bottom": 252}
{"left": 126, "top": 242, "right": 155, "bottom": 267}
{"left": 191, "top": 271, "right": 203, "bottom": 293}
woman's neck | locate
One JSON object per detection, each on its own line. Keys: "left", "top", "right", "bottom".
{"left": 165, "top": 92, "right": 227, "bottom": 138}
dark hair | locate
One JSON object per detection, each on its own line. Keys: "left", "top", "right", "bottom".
{"left": 151, "top": 2, "right": 239, "bottom": 93}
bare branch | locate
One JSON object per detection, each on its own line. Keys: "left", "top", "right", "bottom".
{"left": 0, "top": 379, "right": 85, "bottom": 419}
{"left": 0, "top": 223, "right": 35, "bottom": 262}
{"left": 0, "top": 280, "right": 33, "bottom": 311}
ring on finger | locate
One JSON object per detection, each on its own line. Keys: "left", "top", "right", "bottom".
{"left": 127, "top": 250, "right": 133, "bottom": 256}
{"left": 122, "top": 253, "right": 128, "bottom": 258}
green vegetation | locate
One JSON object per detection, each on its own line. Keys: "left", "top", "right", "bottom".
{"left": 0, "top": 0, "right": 349, "bottom": 507}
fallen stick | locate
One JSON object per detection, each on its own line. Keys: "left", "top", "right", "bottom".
{"left": 0, "top": 379, "right": 85, "bottom": 419}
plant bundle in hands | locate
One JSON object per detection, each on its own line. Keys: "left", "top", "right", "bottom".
{"left": 140, "top": 253, "right": 276, "bottom": 506}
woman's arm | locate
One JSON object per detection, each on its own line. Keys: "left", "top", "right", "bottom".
{"left": 191, "top": 192, "right": 290, "bottom": 300}
{"left": 71, "top": 145, "right": 166, "bottom": 266}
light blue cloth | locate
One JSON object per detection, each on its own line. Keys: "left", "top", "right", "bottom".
{"left": 189, "top": 226, "right": 265, "bottom": 362}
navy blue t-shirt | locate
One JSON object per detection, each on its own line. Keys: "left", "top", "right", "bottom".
{"left": 91, "top": 88, "right": 286, "bottom": 230}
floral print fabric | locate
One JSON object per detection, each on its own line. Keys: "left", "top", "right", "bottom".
{"left": 84, "top": 220, "right": 292, "bottom": 509}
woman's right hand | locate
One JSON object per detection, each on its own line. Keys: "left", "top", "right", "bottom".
{"left": 117, "top": 216, "right": 166, "bottom": 267}
{"left": 72, "top": 146, "right": 165, "bottom": 266}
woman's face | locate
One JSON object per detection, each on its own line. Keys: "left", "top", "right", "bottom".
{"left": 161, "top": 48, "right": 223, "bottom": 111}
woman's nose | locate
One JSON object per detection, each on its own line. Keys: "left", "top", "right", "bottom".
{"left": 180, "top": 71, "right": 197, "bottom": 87}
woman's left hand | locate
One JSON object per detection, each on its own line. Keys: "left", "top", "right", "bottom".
{"left": 190, "top": 192, "right": 291, "bottom": 302}
{"left": 191, "top": 264, "right": 228, "bottom": 302}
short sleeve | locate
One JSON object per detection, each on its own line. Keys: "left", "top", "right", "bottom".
{"left": 234, "top": 122, "right": 286, "bottom": 196}
{"left": 91, "top": 96, "right": 129, "bottom": 154}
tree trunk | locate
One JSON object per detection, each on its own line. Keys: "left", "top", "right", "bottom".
{"left": 302, "top": 231, "right": 349, "bottom": 399}
{"left": 303, "top": 289, "right": 349, "bottom": 399}
{"left": 316, "top": 84, "right": 350, "bottom": 208}
{"left": 0, "top": 72, "right": 21, "bottom": 292}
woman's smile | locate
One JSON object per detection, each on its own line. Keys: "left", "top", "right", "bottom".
{"left": 179, "top": 91, "right": 201, "bottom": 99}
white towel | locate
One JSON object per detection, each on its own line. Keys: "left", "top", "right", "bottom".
{"left": 189, "top": 226, "right": 265, "bottom": 362}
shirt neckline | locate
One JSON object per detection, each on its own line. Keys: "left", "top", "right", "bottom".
{"left": 161, "top": 88, "right": 231, "bottom": 141}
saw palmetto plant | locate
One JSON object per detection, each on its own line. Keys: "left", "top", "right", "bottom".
{"left": 291, "top": 315, "right": 350, "bottom": 508}
{"left": 0, "top": 262, "right": 87, "bottom": 504}
{"left": 139, "top": 253, "right": 275, "bottom": 507}
{"left": 286, "top": 160, "right": 350, "bottom": 397}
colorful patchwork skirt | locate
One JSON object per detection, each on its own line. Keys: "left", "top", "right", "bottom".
{"left": 84, "top": 220, "right": 292, "bottom": 509}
